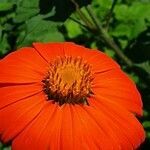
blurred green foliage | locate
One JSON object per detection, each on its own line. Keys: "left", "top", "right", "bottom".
{"left": 0, "top": 0, "right": 150, "bottom": 149}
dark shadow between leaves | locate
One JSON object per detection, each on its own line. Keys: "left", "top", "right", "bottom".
{"left": 39, "top": 0, "right": 92, "bottom": 21}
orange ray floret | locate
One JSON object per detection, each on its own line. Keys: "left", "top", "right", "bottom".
{"left": 0, "top": 42, "right": 145, "bottom": 150}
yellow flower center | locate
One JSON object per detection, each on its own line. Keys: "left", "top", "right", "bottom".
{"left": 43, "top": 56, "right": 93, "bottom": 105}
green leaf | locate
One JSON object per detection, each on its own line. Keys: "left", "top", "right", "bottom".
{"left": 114, "top": 2, "right": 150, "bottom": 40}
{"left": 17, "top": 15, "right": 64, "bottom": 48}
{"left": 129, "top": 73, "right": 139, "bottom": 83}
{"left": 64, "top": 18, "right": 82, "bottom": 38}
{"left": 14, "top": 0, "right": 40, "bottom": 23}
{"left": 104, "top": 48, "right": 115, "bottom": 58}
{"left": 92, "top": 0, "right": 112, "bottom": 21}
{"left": 111, "top": 24, "right": 131, "bottom": 38}
{"left": 0, "top": 2, "right": 14, "bottom": 11}
{"left": 114, "top": 4, "right": 129, "bottom": 21}
{"left": 0, "top": 142, "right": 2, "bottom": 149}
{"left": 135, "top": 61, "right": 150, "bottom": 75}
{"left": 3, "top": 146, "right": 11, "bottom": 150}
{"left": 143, "top": 121, "right": 150, "bottom": 128}
{"left": 0, "top": 142, "right": 11, "bottom": 150}
{"left": 0, "top": 33, "right": 10, "bottom": 56}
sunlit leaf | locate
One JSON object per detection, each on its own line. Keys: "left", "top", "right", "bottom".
{"left": 0, "top": 2, "right": 14, "bottom": 11}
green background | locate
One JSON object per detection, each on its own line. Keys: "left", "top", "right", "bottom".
{"left": 0, "top": 0, "right": 150, "bottom": 149}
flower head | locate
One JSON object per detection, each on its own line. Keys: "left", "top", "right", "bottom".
{"left": 0, "top": 42, "right": 145, "bottom": 150}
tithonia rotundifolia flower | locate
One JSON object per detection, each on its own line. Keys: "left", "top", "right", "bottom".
{"left": 0, "top": 42, "right": 145, "bottom": 150}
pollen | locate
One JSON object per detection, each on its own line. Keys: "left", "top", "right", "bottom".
{"left": 43, "top": 56, "right": 93, "bottom": 105}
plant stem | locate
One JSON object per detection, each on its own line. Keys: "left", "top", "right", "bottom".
{"left": 105, "top": 0, "right": 118, "bottom": 30}
{"left": 70, "top": 1, "right": 133, "bottom": 67}
{"left": 85, "top": 5, "right": 133, "bottom": 67}
{"left": 69, "top": 1, "right": 150, "bottom": 85}
{"left": 70, "top": 0, "right": 95, "bottom": 30}
{"left": 69, "top": 17, "right": 89, "bottom": 29}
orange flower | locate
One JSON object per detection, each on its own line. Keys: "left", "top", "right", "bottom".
{"left": 0, "top": 42, "right": 145, "bottom": 150}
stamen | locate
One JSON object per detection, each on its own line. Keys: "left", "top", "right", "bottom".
{"left": 42, "top": 56, "right": 93, "bottom": 105}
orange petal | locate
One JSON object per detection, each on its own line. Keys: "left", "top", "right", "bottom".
{"left": 71, "top": 105, "right": 115, "bottom": 150}
{"left": 91, "top": 69, "right": 142, "bottom": 115}
{"left": 0, "top": 83, "right": 43, "bottom": 109}
{"left": 11, "top": 102, "right": 57, "bottom": 150}
{"left": 84, "top": 50, "right": 119, "bottom": 73}
{"left": 12, "top": 103, "right": 66, "bottom": 150}
{"left": 12, "top": 104, "right": 113, "bottom": 150}
{"left": 59, "top": 104, "right": 74, "bottom": 150}
{"left": 10, "top": 101, "right": 145, "bottom": 150}
{"left": 63, "top": 43, "right": 119, "bottom": 73}
{"left": 0, "top": 47, "right": 48, "bottom": 84}
{"left": 0, "top": 92, "right": 46, "bottom": 142}
{"left": 61, "top": 104, "right": 91, "bottom": 150}
{"left": 33, "top": 42, "right": 65, "bottom": 63}
{"left": 89, "top": 98, "right": 145, "bottom": 149}
{"left": 82, "top": 105, "right": 133, "bottom": 150}
{"left": 63, "top": 42, "right": 89, "bottom": 57}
